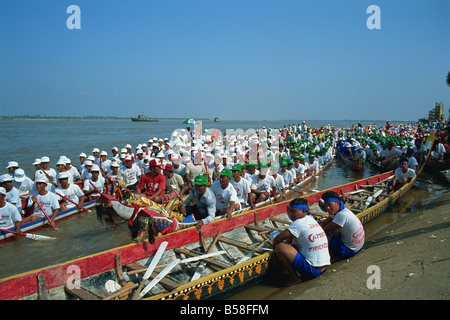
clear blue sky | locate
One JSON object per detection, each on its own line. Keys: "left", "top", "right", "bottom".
{"left": 1, "top": 0, "right": 449, "bottom": 121}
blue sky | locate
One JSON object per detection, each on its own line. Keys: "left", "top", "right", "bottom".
{"left": 0, "top": 0, "right": 449, "bottom": 121}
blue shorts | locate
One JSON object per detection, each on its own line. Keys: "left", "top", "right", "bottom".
{"left": 329, "top": 235, "right": 361, "bottom": 259}
{"left": 292, "top": 252, "right": 326, "bottom": 280}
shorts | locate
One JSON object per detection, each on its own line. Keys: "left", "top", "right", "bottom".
{"left": 292, "top": 252, "right": 326, "bottom": 280}
{"left": 126, "top": 181, "right": 139, "bottom": 191}
{"left": 163, "top": 191, "right": 178, "bottom": 202}
{"left": 329, "top": 234, "right": 361, "bottom": 259}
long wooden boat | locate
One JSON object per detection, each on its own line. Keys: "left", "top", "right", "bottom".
{"left": 336, "top": 148, "right": 365, "bottom": 171}
{"left": 0, "top": 155, "right": 336, "bottom": 300}
{"left": 0, "top": 199, "right": 97, "bottom": 241}
{"left": 144, "top": 152, "right": 428, "bottom": 301}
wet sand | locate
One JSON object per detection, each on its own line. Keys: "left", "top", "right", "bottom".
{"left": 267, "top": 191, "right": 450, "bottom": 300}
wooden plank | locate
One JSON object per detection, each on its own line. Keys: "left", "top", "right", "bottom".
{"left": 64, "top": 285, "right": 104, "bottom": 300}
{"left": 37, "top": 274, "right": 48, "bottom": 300}
{"left": 114, "top": 254, "right": 127, "bottom": 286}
{"left": 218, "top": 236, "right": 269, "bottom": 254}
{"left": 270, "top": 217, "right": 291, "bottom": 225}
{"left": 126, "top": 263, "right": 180, "bottom": 292}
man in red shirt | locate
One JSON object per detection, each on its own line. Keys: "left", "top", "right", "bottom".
{"left": 137, "top": 160, "right": 166, "bottom": 203}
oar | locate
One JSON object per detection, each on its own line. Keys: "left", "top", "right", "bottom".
{"left": 0, "top": 228, "right": 56, "bottom": 241}
{"left": 138, "top": 259, "right": 180, "bottom": 299}
{"left": 55, "top": 192, "right": 88, "bottom": 212}
{"left": 89, "top": 181, "right": 102, "bottom": 195}
{"left": 191, "top": 232, "right": 222, "bottom": 281}
{"left": 155, "top": 250, "right": 226, "bottom": 270}
{"left": 287, "top": 187, "right": 304, "bottom": 195}
{"left": 294, "top": 184, "right": 320, "bottom": 193}
{"left": 237, "top": 240, "right": 270, "bottom": 264}
{"left": 131, "top": 241, "right": 168, "bottom": 300}
{"left": 275, "top": 183, "right": 286, "bottom": 200}
{"left": 34, "top": 198, "right": 57, "bottom": 230}
{"left": 261, "top": 184, "right": 273, "bottom": 205}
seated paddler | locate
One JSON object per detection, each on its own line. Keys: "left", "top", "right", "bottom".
{"left": 271, "top": 198, "right": 330, "bottom": 286}
{"left": 320, "top": 191, "right": 365, "bottom": 262}
{"left": 179, "top": 175, "right": 216, "bottom": 231}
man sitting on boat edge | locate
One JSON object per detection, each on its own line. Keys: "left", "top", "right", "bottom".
{"left": 179, "top": 175, "right": 216, "bottom": 232}
{"left": 320, "top": 191, "right": 365, "bottom": 262}
{"left": 271, "top": 198, "right": 330, "bottom": 286}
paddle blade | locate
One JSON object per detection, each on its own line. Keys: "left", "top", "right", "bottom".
{"left": 139, "top": 259, "right": 180, "bottom": 298}
{"left": 23, "top": 233, "right": 57, "bottom": 241}
{"left": 143, "top": 241, "right": 168, "bottom": 280}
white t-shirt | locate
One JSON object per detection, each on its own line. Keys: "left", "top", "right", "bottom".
{"left": 230, "top": 177, "right": 251, "bottom": 204}
{"left": 408, "top": 156, "right": 419, "bottom": 172}
{"left": 83, "top": 176, "right": 105, "bottom": 197}
{"left": 210, "top": 180, "right": 239, "bottom": 211}
{"left": 0, "top": 202, "right": 22, "bottom": 229}
{"left": 394, "top": 167, "right": 416, "bottom": 180}
{"left": 118, "top": 165, "right": 141, "bottom": 187}
{"left": 272, "top": 174, "right": 286, "bottom": 190}
{"left": 278, "top": 170, "right": 293, "bottom": 187}
{"left": 330, "top": 208, "right": 365, "bottom": 252}
{"left": 287, "top": 215, "right": 330, "bottom": 267}
{"left": 293, "top": 163, "right": 305, "bottom": 177}
{"left": 33, "top": 191, "right": 60, "bottom": 218}
{"left": 14, "top": 176, "right": 34, "bottom": 196}
{"left": 5, "top": 187, "right": 22, "bottom": 214}
{"left": 250, "top": 175, "right": 275, "bottom": 192}
{"left": 56, "top": 184, "right": 84, "bottom": 209}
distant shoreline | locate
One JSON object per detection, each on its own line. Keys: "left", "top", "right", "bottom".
{"left": 0, "top": 117, "right": 208, "bottom": 121}
{"left": 0, "top": 117, "right": 415, "bottom": 123}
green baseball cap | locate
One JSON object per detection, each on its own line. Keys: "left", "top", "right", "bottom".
{"left": 231, "top": 164, "right": 242, "bottom": 171}
{"left": 219, "top": 168, "right": 232, "bottom": 178}
{"left": 192, "top": 175, "right": 208, "bottom": 186}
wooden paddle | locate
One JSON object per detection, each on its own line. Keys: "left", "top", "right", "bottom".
{"left": 0, "top": 228, "right": 56, "bottom": 241}
{"left": 34, "top": 198, "right": 57, "bottom": 230}
{"left": 237, "top": 240, "right": 270, "bottom": 264}
{"left": 131, "top": 241, "right": 168, "bottom": 300}
{"left": 191, "top": 232, "right": 222, "bottom": 281}
{"left": 261, "top": 184, "right": 273, "bottom": 205}
{"left": 138, "top": 259, "right": 180, "bottom": 299}
{"left": 55, "top": 192, "right": 88, "bottom": 212}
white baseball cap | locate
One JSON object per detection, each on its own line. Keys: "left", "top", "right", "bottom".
{"left": 0, "top": 187, "right": 6, "bottom": 195}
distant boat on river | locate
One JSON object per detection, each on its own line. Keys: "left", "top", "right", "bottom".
{"left": 131, "top": 114, "right": 159, "bottom": 122}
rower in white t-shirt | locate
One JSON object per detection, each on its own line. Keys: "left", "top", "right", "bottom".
{"left": 230, "top": 165, "right": 251, "bottom": 206}
{"left": 321, "top": 191, "right": 365, "bottom": 262}
{"left": 388, "top": 159, "right": 416, "bottom": 193}
{"left": 271, "top": 198, "right": 330, "bottom": 286}
{"left": 211, "top": 169, "right": 240, "bottom": 221}
{"left": 0, "top": 187, "right": 22, "bottom": 233}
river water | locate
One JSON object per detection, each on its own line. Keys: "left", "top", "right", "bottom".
{"left": 0, "top": 119, "right": 449, "bottom": 296}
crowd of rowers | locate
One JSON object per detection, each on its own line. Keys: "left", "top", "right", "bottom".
{"left": 1, "top": 120, "right": 447, "bottom": 285}
{"left": 337, "top": 121, "right": 449, "bottom": 166}
{"left": 0, "top": 122, "right": 336, "bottom": 235}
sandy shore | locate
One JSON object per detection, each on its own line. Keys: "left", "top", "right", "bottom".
{"left": 268, "top": 191, "right": 450, "bottom": 300}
